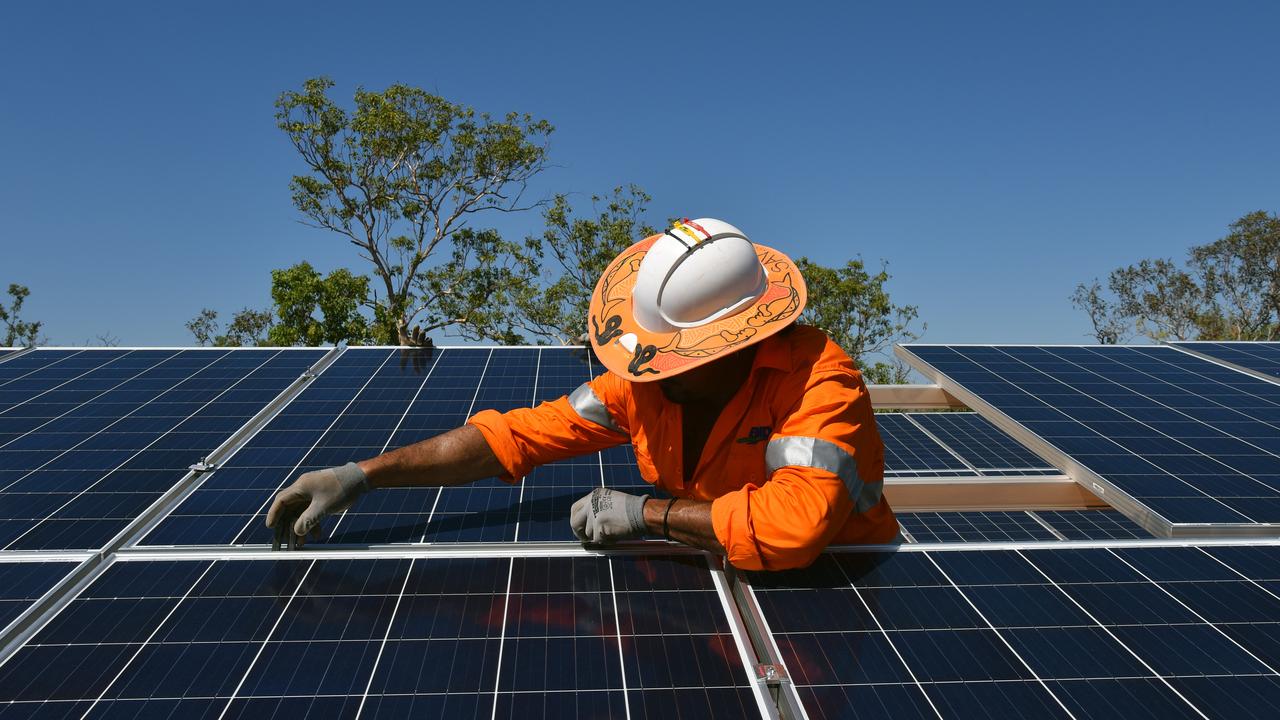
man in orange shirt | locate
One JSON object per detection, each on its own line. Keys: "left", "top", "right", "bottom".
{"left": 266, "top": 219, "right": 899, "bottom": 570}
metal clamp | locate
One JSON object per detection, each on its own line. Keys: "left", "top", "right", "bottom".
{"left": 188, "top": 457, "right": 218, "bottom": 473}
{"left": 755, "top": 663, "right": 788, "bottom": 684}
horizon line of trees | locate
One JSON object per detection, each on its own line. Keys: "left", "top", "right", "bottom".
{"left": 1071, "top": 210, "right": 1280, "bottom": 343}
{"left": 187, "top": 77, "right": 923, "bottom": 383}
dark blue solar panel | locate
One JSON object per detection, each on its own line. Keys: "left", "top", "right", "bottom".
{"left": 0, "top": 561, "right": 78, "bottom": 632}
{"left": 898, "top": 511, "right": 1061, "bottom": 543}
{"left": 751, "top": 544, "right": 1280, "bottom": 719}
{"left": 876, "top": 413, "right": 972, "bottom": 476}
{"left": 0, "top": 350, "right": 133, "bottom": 414}
{"left": 142, "top": 348, "right": 406, "bottom": 546}
{"left": 1172, "top": 342, "right": 1280, "bottom": 382}
{"left": 877, "top": 412, "right": 1061, "bottom": 478}
{"left": 144, "top": 347, "right": 618, "bottom": 547}
{"left": 1034, "top": 509, "right": 1152, "bottom": 540}
{"left": 909, "top": 412, "right": 1061, "bottom": 476}
{"left": 903, "top": 345, "right": 1280, "bottom": 527}
{"left": 419, "top": 349, "right": 539, "bottom": 543}
{"left": 0, "top": 555, "right": 764, "bottom": 718}
{"left": 0, "top": 349, "right": 323, "bottom": 550}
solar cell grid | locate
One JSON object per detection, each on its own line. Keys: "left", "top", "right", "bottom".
{"left": 1035, "top": 509, "right": 1152, "bottom": 541}
{"left": 902, "top": 344, "right": 1280, "bottom": 529}
{"left": 143, "top": 347, "right": 616, "bottom": 548}
{"left": 142, "top": 348, "right": 407, "bottom": 546}
{"left": 908, "top": 412, "right": 1060, "bottom": 476}
{"left": 0, "top": 560, "right": 79, "bottom": 633}
{"left": 876, "top": 412, "right": 1062, "bottom": 479}
{"left": 0, "top": 554, "right": 766, "bottom": 718}
{"left": 0, "top": 349, "right": 323, "bottom": 550}
{"left": 750, "top": 544, "right": 1280, "bottom": 719}
{"left": 420, "top": 349, "right": 536, "bottom": 544}
{"left": 1171, "top": 342, "right": 1280, "bottom": 382}
{"left": 897, "top": 511, "right": 1062, "bottom": 543}
{"left": 876, "top": 414, "right": 971, "bottom": 476}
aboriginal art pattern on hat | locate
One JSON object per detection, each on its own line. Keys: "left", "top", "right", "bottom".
{"left": 590, "top": 235, "right": 805, "bottom": 378}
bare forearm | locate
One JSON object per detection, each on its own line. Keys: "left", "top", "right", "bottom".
{"left": 642, "top": 498, "right": 726, "bottom": 554}
{"left": 357, "top": 424, "right": 505, "bottom": 488}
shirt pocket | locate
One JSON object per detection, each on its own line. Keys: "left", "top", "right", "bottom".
{"left": 728, "top": 413, "right": 774, "bottom": 488}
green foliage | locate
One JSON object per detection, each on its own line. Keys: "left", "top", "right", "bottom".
{"left": 186, "top": 262, "right": 374, "bottom": 347}
{"left": 185, "top": 307, "right": 276, "bottom": 347}
{"left": 1190, "top": 210, "right": 1280, "bottom": 340}
{"left": 418, "top": 228, "right": 532, "bottom": 344}
{"left": 224, "top": 309, "right": 275, "bottom": 346}
{"left": 1110, "top": 258, "right": 1207, "bottom": 341}
{"left": 1069, "top": 279, "right": 1129, "bottom": 344}
{"left": 795, "top": 258, "right": 922, "bottom": 384}
{"left": 266, "top": 262, "right": 374, "bottom": 346}
{"left": 1073, "top": 210, "right": 1280, "bottom": 342}
{"left": 185, "top": 309, "right": 220, "bottom": 346}
{"left": 276, "top": 77, "right": 552, "bottom": 344}
{"left": 1, "top": 284, "right": 42, "bottom": 347}
{"left": 514, "top": 186, "right": 657, "bottom": 343}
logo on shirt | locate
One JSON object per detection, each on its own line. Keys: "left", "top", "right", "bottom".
{"left": 735, "top": 426, "right": 772, "bottom": 445}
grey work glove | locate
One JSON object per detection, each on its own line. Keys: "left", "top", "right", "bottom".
{"left": 265, "top": 462, "right": 369, "bottom": 545}
{"left": 570, "top": 488, "right": 649, "bottom": 544}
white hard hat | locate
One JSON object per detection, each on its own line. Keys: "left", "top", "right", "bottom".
{"left": 630, "top": 218, "right": 769, "bottom": 334}
{"left": 587, "top": 217, "right": 806, "bottom": 381}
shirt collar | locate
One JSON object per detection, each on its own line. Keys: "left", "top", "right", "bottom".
{"left": 750, "top": 329, "right": 793, "bottom": 374}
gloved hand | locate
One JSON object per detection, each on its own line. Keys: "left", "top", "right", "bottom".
{"left": 265, "top": 462, "right": 369, "bottom": 544}
{"left": 570, "top": 488, "right": 649, "bottom": 544}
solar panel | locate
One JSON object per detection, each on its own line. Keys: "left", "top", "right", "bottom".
{"left": 1171, "top": 341, "right": 1280, "bottom": 383}
{"left": 900, "top": 345, "right": 1280, "bottom": 533}
{"left": 909, "top": 412, "right": 1061, "bottom": 476}
{"left": 747, "top": 543, "right": 1280, "bottom": 719}
{"left": 0, "top": 554, "right": 769, "bottom": 718}
{"left": 897, "top": 511, "right": 1063, "bottom": 543}
{"left": 0, "top": 349, "right": 324, "bottom": 550}
{"left": 0, "top": 560, "right": 79, "bottom": 634}
{"left": 142, "top": 347, "right": 623, "bottom": 547}
{"left": 877, "top": 413, "right": 1063, "bottom": 479}
{"left": 876, "top": 414, "right": 973, "bottom": 476}
{"left": 0, "top": 349, "right": 132, "bottom": 413}
{"left": 1035, "top": 509, "right": 1152, "bottom": 541}
{"left": 7, "top": 344, "right": 1280, "bottom": 720}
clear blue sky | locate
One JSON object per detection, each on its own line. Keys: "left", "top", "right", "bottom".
{"left": 3, "top": 1, "right": 1277, "bottom": 346}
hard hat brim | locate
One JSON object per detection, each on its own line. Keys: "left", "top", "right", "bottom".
{"left": 587, "top": 233, "right": 808, "bottom": 382}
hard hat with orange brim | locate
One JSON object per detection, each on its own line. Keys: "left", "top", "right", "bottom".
{"left": 587, "top": 218, "right": 807, "bottom": 382}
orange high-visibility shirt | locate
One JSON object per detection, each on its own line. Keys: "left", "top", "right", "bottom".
{"left": 468, "top": 325, "right": 899, "bottom": 570}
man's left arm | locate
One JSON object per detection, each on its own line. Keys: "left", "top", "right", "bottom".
{"left": 569, "top": 488, "right": 725, "bottom": 551}
{"left": 642, "top": 498, "right": 724, "bottom": 552}
{"left": 575, "top": 370, "right": 882, "bottom": 567}
{"left": 708, "top": 370, "right": 884, "bottom": 571}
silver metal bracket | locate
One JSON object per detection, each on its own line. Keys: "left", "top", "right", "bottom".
{"left": 756, "top": 663, "right": 788, "bottom": 684}
{"left": 188, "top": 457, "right": 218, "bottom": 473}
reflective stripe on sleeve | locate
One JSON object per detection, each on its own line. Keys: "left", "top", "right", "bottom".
{"left": 764, "top": 435, "right": 883, "bottom": 513}
{"left": 568, "top": 383, "right": 622, "bottom": 433}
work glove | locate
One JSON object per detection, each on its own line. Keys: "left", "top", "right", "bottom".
{"left": 265, "top": 462, "right": 369, "bottom": 547}
{"left": 570, "top": 488, "right": 648, "bottom": 544}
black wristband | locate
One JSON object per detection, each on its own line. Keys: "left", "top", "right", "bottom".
{"left": 662, "top": 498, "right": 678, "bottom": 541}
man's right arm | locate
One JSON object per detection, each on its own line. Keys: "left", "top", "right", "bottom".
{"left": 358, "top": 424, "right": 505, "bottom": 488}
{"left": 266, "top": 373, "right": 631, "bottom": 542}
{"left": 265, "top": 424, "right": 503, "bottom": 540}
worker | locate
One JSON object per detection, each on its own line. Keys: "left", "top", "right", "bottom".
{"left": 266, "top": 218, "right": 899, "bottom": 570}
